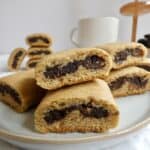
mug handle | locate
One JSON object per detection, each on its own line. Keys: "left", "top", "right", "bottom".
{"left": 70, "top": 27, "right": 79, "bottom": 47}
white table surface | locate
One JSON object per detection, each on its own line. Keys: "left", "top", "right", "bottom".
{"left": 0, "top": 54, "right": 150, "bottom": 150}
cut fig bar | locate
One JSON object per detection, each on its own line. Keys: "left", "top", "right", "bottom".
{"left": 136, "top": 58, "right": 150, "bottom": 72}
{"left": 106, "top": 66, "right": 150, "bottom": 97}
{"left": 0, "top": 70, "right": 46, "bottom": 112}
{"left": 8, "top": 48, "right": 26, "bottom": 71}
{"left": 96, "top": 42, "right": 147, "bottom": 69}
{"left": 26, "top": 33, "right": 52, "bottom": 47}
{"left": 26, "top": 58, "right": 41, "bottom": 69}
{"left": 27, "top": 47, "right": 52, "bottom": 59}
{"left": 34, "top": 79, "right": 119, "bottom": 133}
{"left": 35, "top": 48, "right": 112, "bottom": 90}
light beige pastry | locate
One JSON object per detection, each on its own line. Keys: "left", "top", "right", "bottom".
{"left": 26, "top": 58, "right": 41, "bottom": 69}
{"left": 106, "top": 66, "right": 150, "bottom": 97}
{"left": 35, "top": 48, "right": 112, "bottom": 90}
{"left": 8, "top": 48, "right": 26, "bottom": 71}
{"left": 34, "top": 79, "right": 119, "bottom": 133}
{"left": 0, "top": 70, "right": 46, "bottom": 112}
{"left": 26, "top": 33, "right": 52, "bottom": 47}
{"left": 96, "top": 42, "right": 147, "bottom": 69}
{"left": 27, "top": 47, "right": 52, "bottom": 59}
{"left": 136, "top": 58, "right": 150, "bottom": 71}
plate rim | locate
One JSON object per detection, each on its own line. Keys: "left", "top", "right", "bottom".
{"left": 0, "top": 117, "right": 149, "bottom": 144}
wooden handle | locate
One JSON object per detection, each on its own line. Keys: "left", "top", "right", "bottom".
{"left": 131, "top": 15, "right": 138, "bottom": 42}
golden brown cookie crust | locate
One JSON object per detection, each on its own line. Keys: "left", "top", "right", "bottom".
{"left": 135, "top": 58, "right": 150, "bottom": 71}
{"left": 8, "top": 48, "right": 26, "bottom": 71}
{"left": 27, "top": 47, "right": 52, "bottom": 59}
{"left": 96, "top": 42, "right": 147, "bottom": 69}
{"left": 106, "top": 66, "right": 150, "bottom": 97}
{"left": 26, "top": 58, "right": 41, "bottom": 69}
{"left": 34, "top": 79, "right": 119, "bottom": 133}
{"left": 0, "top": 70, "right": 46, "bottom": 112}
{"left": 35, "top": 48, "right": 112, "bottom": 90}
{"left": 26, "top": 33, "right": 52, "bottom": 47}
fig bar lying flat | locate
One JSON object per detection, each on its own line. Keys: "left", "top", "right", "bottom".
{"left": 35, "top": 48, "right": 112, "bottom": 90}
{"left": 26, "top": 33, "right": 52, "bottom": 47}
{"left": 96, "top": 42, "right": 147, "bottom": 69}
{"left": 34, "top": 79, "right": 119, "bottom": 133}
{"left": 26, "top": 58, "right": 41, "bottom": 69}
{"left": 106, "top": 66, "right": 150, "bottom": 97}
{"left": 0, "top": 70, "right": 46, "bottom": 112}
{"left": 27, "top": 47, "right": 52, "bottom": 59}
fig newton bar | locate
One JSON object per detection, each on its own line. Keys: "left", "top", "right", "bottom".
{"left": 35, "top": 48, "right": 112, "bottom": 90}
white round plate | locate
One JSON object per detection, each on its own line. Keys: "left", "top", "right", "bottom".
{"left": 0, "top": 72, "right": 149, "bottom": 150}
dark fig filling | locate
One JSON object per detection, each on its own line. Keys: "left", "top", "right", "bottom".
{"left": 43, "top": 55, "right": 105, "bottom": 79}
{"left": 12, "top": 51, "right": 23, "bottom": 68}
{"left": 137, "top": 65, "right": 150, "bottom": 72}
{"left": 28, "top": 62, "right": 38, "bottom": 68}
{"left": 114, "top": 47, "right": 144, "bottom": 64}
{"left": 29, "top": 50, "right": 51, "bottom": 55}
{"left": 44, "top": 103, "right": 110, "bottom": 124}
{"left": 0, "top": 84, "right": 21, "bottom": 104}
{"left": 109, "top": 76, "right": 148, "bottom": 91}
{"left": 28, "top": 37, "right": 50, "bottom": 44}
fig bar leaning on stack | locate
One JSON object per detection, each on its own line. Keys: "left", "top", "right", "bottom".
{"left": 96, "top": 42, "right": 147, "bottom": 69}
{"left": 35, "top": 48, "right": 112, "bottom": 90}
{"left": 0, "top": 70, "right": 46, "bottom": 112}
{"left": 8, "top": 48, "right": 26, "bottom": 71}
{"left": 106, "top": 66, "right": 150, "bottom": 97}
{"left": 34, "top": 79, "right": 119, "bottom": 133}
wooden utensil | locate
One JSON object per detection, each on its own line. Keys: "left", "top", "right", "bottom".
{"left": 120, "top": 0, "right": 150, "bottom": 42}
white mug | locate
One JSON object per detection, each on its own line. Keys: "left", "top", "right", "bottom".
{"left": 70, "top": 17, "right": 119, "bottom": 47}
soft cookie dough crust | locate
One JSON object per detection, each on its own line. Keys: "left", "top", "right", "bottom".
{"left": 26, "top": 58, "right": 41, "bottom": 69}
{"left": 106, "top": 66, "right": 150, "bottom": 97}
{"left": 34, "top": 79, "right": 119, "bottom": 133}
{"left": 0, "top": 70, "right": 46, "bottom": 112}
{"left": 26, "top": 33, "right": 53, "bottom": 47}
{"left": 8, "top": 48, "right": 26, "bottom": 71}
{"left": 96, "top": 42, "right": 147, "bottom": 69}
{"left": 136, "top": 58, "right": 150, "bottom": 71}
{"left": 35, "top": 48, "right": 112, "bottom": 90}
{"left": 27, "top": 47, "right": 52, "bottom": 59}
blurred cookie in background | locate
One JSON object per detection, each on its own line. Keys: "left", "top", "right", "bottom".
{"left": 27, "top": 47, "right": 52, "bottom": 59}
{"left": 26, "top": 33, "right": 53, "bottom": 47}
{"left": 26, "top": 58, "right": 41, "bottom": 69}
{"left": 8, "top": 48, "right": 26, "bottom": 71}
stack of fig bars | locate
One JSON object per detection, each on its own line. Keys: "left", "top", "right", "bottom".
{"left": 1, "top": 41, "right": 150, "bottom": 134}
{"left": 7, "top": 33, "right": 53, "bottom": 71}
{"left": 26, "top": 33, "right": 53, "bottom": 69}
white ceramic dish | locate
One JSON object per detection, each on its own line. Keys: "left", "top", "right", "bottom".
{"left": 0, "top": 72, "right": 149, "bottom": 150}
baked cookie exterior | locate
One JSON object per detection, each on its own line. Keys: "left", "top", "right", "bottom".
{"left": 26, "top": 33, "right": 52, "bottom": 47}
{"left": 8, "top": 48, "right": 26, "bottom": 71}
{"left": 27, "top": 47, "right": 52, "bottom": 59}
{"left": 136, "top": 58, "right": 150, "bottom": 71}
{"left": 35, "top": 48, "right": 112, "bottom": 90}
{"left": 26, "top": 58, "right": 41, "bottom": 69}
{"left": 34, "top": 79, "right": 119, "bottom": 133}
{"left": 96, "top": 42, "right": 147, "bottom": 69}
{"left": 0, "top": 70, "right": 46, "bottom": 112}
{"left": 106, "top": 66, "right": 150, "bottom": 97}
